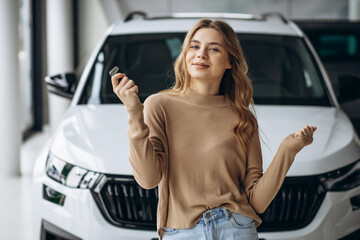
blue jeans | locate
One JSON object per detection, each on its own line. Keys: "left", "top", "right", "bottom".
{"left": 162, "top": 207, "right": 258, "bottom": 240}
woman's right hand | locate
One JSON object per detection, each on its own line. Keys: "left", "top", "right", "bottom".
{"left": 111, "top": 73, "right": 140, "bottom": 106}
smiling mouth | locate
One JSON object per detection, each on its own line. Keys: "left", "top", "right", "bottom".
{"left": 192, "top": 63, "right": 210, "bottom": 67}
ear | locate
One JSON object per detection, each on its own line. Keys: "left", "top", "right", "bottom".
{"left": 226, "top": 62, "right": 232, "bottom": 69}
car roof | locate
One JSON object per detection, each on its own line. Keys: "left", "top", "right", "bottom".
{"left": 110, "top": 12, "right": 303, "bottom": 37}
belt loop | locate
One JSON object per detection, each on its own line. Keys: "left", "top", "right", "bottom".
{"left": 223, "top": 208, "right": 232, "bottom": 220}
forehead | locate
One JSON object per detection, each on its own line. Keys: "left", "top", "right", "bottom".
{"left": 191, "top": 28, "right": 224, "bottom": 43}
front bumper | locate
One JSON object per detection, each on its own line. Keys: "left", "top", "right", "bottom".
{"left": 33, "top": 173, "right": 360, "bottom": 240}
{"left": 32, "top": 146, "right": 360, "bottom": 240}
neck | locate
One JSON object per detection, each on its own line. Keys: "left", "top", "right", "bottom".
{"left": 189, "top": 79, "right": 220, "bottom": 95}
{"left": 181, "top": 87, "right": 228, "bottom": 107}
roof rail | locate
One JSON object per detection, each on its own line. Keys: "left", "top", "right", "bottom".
{"left": 124, "top": 11, "right": 289, "bottom": 23}
{"left": 124, "top": 11, "right": 265, "bottom": 22}
{"left": 124, "top": 11, "right": 147, "bottom": 22}
{"left": 160, "top": 12, "right": 264, "bottom": 21}
{"left": 261, "top": 12, "right": 288, "bottom": 23}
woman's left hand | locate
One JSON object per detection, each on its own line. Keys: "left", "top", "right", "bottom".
{"left": 294, "top": 125, "right": 317, "bottom": 146}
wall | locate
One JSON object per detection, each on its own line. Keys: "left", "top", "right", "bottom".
{"left": 77, "top": 0, "right": 109, "bottom": 72}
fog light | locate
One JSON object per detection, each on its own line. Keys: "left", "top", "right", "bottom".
{"left": 43, "top": 184, "right": 66, "bottom": 206}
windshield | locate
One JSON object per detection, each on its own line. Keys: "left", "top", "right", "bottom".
{"left": 79, "top": 33, "right": 331, "bottom": 106}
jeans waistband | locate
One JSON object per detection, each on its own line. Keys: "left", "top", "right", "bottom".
{"left": 199, "top": 207, "right": 231, "bottom": 223}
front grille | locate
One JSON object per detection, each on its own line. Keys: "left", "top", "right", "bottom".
{"left": 92, "top": 175, "right": 326, "bottom": 231}
{"left": 258, "top": 176, "right": 326, "bottom": 232}
{"left": 91, "top": 175, "right": 158, "bottom": 230}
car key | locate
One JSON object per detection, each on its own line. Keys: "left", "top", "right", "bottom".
{"left": 109, "top": 66, "right": 120, "bottom": 78}
{"left": 109, "top": 66, "right": 128, "bottom": 84}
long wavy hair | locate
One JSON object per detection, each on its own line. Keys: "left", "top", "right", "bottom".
{"left": 163, "top": 18, "right": 258, "bottom": 150}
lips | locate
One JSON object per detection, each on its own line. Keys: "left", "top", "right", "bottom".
{"left": 192, "top": 62, "right": 210, "bottom": 67}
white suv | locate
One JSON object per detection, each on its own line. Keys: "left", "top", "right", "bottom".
{"left": 33, "top": 12, "right": 360, "bottom": 240}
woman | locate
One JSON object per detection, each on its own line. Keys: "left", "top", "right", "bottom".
{"left": 111, "top": 18, "right": 316, "bottom": 240}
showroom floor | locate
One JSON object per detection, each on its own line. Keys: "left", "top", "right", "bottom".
{"left": 0, "top": 130, "right": 52, "bottom": 240}
{"left": 0, "top": 175, "right": 33, "bottom": 239}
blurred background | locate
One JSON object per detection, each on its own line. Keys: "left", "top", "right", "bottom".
{"left": 0, "top": 0, "right": 359, "bottom": 239}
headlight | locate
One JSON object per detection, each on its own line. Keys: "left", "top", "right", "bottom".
{"left": 319, "top": 159, "right": 360, "bottom": 191}
{"left": 45, "top": 152, "right": 101, "bottom": 189}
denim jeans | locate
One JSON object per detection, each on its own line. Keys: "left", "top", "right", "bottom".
{"left": 162, "top": 207, "right": 258, "bottom": 240}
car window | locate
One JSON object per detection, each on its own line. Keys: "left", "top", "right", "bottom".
{"left": 318, "top": 34, "right": 360, "bottom": 60}
{"left": 79, "top": 33, "right": 183, "bottom": 104}
{"left": 318, "top": 34, "right": 357, "bottom": 58}
{"left": 240, "top": 35, "right": 330, "bottom": 106}
{"left": 306, "top": 32, "right": 360, "bottom": 63}
{"left": 79, "top": 34, "right": 330, "bottom": 106}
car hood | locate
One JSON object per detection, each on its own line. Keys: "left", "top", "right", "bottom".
{"left": 256, "top": 105, "right": 360, "bottom": 175}
{"left": 49, "top": 105, "right": 360, "bottom": 176}
{"left": 49, "top": 105, "right": 134, "bottom": 175}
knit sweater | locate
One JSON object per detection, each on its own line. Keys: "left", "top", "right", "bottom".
{"left": 125, "top": 88, "right": 310, "bottom": 237}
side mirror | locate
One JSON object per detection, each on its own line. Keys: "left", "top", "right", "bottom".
{"left": 337, "top": 74, "right": 360, "bottom": 103}
{"left": 45, "top": 72, "right": 77, "bottom": 99}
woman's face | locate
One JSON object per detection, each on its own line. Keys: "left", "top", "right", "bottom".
{"left": 185, "top": 28, "right": 231, "bottom": 88}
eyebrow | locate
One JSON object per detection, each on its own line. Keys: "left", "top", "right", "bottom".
{"left": 190, "top": 39, "right": 224, "bottom": 48}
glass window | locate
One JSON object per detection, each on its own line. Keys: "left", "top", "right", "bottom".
{"left": 79, "top": 34, "right": 330, "bottom": 107}
{"left": 318, "top": 34, "right": 358, "bottom": 59}
{"left": 80, "top": 33, "right": 184, "bottom": 104}
{"left": 240, "top": 35, "right": 330, "bottom": 106}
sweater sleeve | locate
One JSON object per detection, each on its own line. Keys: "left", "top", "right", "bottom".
{"left": 243, "top": 130, "right": 313, "bottom": 213}
{"left": 125, "top": 95, "right": 167, "bottom": 189}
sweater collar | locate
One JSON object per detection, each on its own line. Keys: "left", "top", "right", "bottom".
{"left": 181, "top": 88, "right": 229, "bottom": 107}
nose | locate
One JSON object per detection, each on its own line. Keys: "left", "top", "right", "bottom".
{"left": 196, "top": 47, "right": 208, "bottom": 59}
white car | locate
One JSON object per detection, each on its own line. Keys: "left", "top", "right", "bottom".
{"left": 33, "top": 12, "right": 360, "bottom": 240}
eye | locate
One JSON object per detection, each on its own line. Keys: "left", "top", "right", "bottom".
{"left": 209, "top": 47, "right": 220, "bottom": 52}
{"left": 190, "top": 45, "right": 199, "bottom": 49}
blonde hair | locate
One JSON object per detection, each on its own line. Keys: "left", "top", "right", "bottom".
{"left": 163, "top": 18, "right": 258, "bottom": 150}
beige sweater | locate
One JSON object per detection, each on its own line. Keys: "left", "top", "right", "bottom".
{"left": 125, "top": 88, "right": 310, "bottom": 236}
